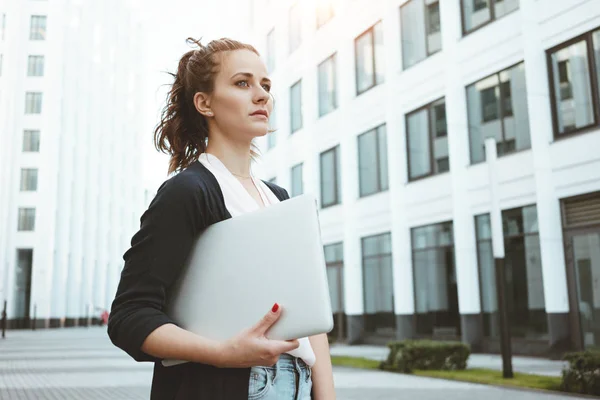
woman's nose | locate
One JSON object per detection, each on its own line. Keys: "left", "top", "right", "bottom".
{"left": 254, "top": 87, "right": 270, "bottom": 104}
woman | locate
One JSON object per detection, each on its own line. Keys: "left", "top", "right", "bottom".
{"left": 107, "top": 37, "right": 336, "bottom": 400}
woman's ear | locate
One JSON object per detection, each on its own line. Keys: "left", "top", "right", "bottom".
{"left": 194, "top": 92, "right": 213, "bottom": 117}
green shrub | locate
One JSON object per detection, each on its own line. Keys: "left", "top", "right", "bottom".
{"left": 381, "top": 340, "right": 470, "bottom": 373}
{"left": 561, "top": 350, "right": 600, "bottom": 396}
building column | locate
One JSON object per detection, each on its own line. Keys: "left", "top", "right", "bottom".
{"left": 520, "top": 0, "right": 570, "bottom": 351}
{"left": 441, "top": 0, "right": 483, "bottom": 350}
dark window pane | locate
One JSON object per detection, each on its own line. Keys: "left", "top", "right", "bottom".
{"left": 594, "top": 30, "right": 600, "bottom": 105}
{"left": 362, "top": 233, "right": 393, "bottom": 316}
{"left": 291, "top": 163, "right": 303, "bottom": 197}
{"left": 318, "top": 54, "right": 337, "bottom": 117}
{"left": 407, "top": 109, "right": 431, "bottom": 179}
{"left": 20, "top": 168, "right": 38, "bottom": 191}
{"left": 23, "top": 130, "right": 40, "bottom": 152}
{"left": 475, "top": 214, "right": 492, "bottom": 240}
{"left": 377, "top": 126, "right": 389, "bottom": 191}
{"left": 462, "top": 0, "right": 491, "bottom": 32}
{"left": 550, "top": 40, "right": 594, "bottom": 135}
{"left": 358, "top": 129, "right": 378, "bottom": 196}
{"left": 320, "top": 146, "right": 340, "bottom": 207}
{"left": 498, "top": 63, "right": 530, "bottom": 156}
{"left": 290, "top": 80, "right": 303, "bottom": 132}
{"left": 324, "top": 242, "right": 343, "bottom": 263}
{"left": 431, "top": 99, "right": 449, "bottom": 174}
{"left": 355, "top": 29, "right": 375, "bottom": 93}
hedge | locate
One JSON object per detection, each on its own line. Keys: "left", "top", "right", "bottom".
{"left": 381, "top": 339, "right": 470, "bottom": 373}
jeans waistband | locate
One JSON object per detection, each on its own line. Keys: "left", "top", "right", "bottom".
{"left": 277, "top": 353, "right": 310, "bottom": 370}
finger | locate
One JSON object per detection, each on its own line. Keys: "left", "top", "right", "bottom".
{"left": 270, "top": 339, "right": 300, "bottom": 354}
{"left": 251, "top": 303, "right": 281, "bottom": 335}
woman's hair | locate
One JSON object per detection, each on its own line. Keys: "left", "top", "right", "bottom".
{"left": 154, "top": 37, "right": 262, "bottom": 174}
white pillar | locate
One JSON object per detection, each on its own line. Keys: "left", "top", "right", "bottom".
{"left": 440, "top": 0, "right": 483, "bottom": 347}
{"left": 520, "top": 0, "right": 570, "bottom": 347}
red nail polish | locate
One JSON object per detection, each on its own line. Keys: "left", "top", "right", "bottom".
{"left": 271, "top": 303, "right": 279, "bottom": 313}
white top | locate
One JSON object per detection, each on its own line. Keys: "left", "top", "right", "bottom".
{"left": 198, "top": 153, "right": 316, "bottom": 367}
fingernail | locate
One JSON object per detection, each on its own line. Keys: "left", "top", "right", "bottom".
{"left": 271, "top": 303, "right": 279, "bottom": 313}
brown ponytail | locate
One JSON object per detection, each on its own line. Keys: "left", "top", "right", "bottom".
{"left": 154, "top": 37, "right": 260, "bottom": 174}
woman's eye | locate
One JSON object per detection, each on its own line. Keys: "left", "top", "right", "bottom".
{"left": 236, "top": 80, "right": 249, "bottom": 87}
{"left": 262, "top": 84, "right": 271, "bottom": 92}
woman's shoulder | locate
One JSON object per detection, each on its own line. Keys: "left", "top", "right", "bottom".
{"left": 262, "top": 180, "right": 290, "bottom": 201}
{"left": 154, "top": 161, "right": 219, "bottom": 203}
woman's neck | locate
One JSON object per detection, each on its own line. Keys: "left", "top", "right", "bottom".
{"left": 205, "top": 134, "right": 252, "bottom": 178}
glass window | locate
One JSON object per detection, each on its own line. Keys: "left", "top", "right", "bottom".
{"left": 477, "top": 207, "right": 547, "bottom": 339}
{"left": 20, "top": 168, "right": 38, "bottom": 191}
{"left": 29, "top": 16, "right": 47, "bottom": 40}
{"left": 466, "top": 62, "right": 530, "bottom": 163}
{"left": 317, "top": 0, "right": 335, "bottom": 28}
{"left": 355, "top": 21, "right": 385, "bottom": 95}
{"left": 361, "top": 233, "right": 394, "bottom": 325}
{"left": 549, "top": 35, "right": 597, "bottom": 136}
{"left": 320, "top": 145, "right": 341, "bottom": 208}
{"left": 406, "top": 98, "right": 449, "bottom": 180}
{"left": 318, "top": 54, "right": 337, "bottom": 117}
{"left": 401, "top": 0, "right": 442, "bottom": 69}
{"left": 17, "top": 208, "right": 36, "bottom": 231}
{"left": 289, "top": 3, "right": 302, "bottom": 54}
{"left": 266, "top": 29, "right": 275, "bottom": 73}
{"left": 267, "top": 107, "right": 276, "bottom": 150}
{"left": 461, "top": 0, "right": 519, "bottom": 34}
{"left": 25, "top": 92, "right": 43, "bottom": 114}
{"left": 1, "top": 13, "right": 6, "bottom": 41}
{"left": 13, "top": 249, "right": 33, "bottom": 319}
{"left": 324, "top": 242, "right": 344, "bottom": 314}
{"left": 27, "top": 55, "right": 44, "bottom": 76}
{"left": 291, "top": 163, "right": 303, "bottom": 197}
{"left": 23, "top": 130, "right": 40, "bottom": 152}
{"left": 594, "top": 30, "right": 600, "bottom": 102}
{"left": 290, "top": 80, "right": 302, "bottom": 133}
{"left": 412, "top": 221, "right": 460, "bottom": 337}
{"left": 358, "top": 125, "right": 388, "bottom": 197}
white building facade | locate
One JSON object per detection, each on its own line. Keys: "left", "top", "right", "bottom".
{"left": 0, "top": 0, "right": 147, "bottom": 328}
{"left": 250, "top": 0, "right": 600, "bottom": 355}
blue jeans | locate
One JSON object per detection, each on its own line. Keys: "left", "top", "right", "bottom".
{"left": 248, "top": 354, "right": 312, "bottom": 400}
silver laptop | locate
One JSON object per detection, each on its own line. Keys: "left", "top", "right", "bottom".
{"left": 162, "top": 194, "right": 333, "bottom": 366}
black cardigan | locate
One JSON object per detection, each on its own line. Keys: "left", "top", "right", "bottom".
{"left": 107, "top": 160, "right": 290, "bottom": 400}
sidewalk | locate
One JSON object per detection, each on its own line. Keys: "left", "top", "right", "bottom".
{"left": 329, "top": 344, "right": 569, "bottom": 377}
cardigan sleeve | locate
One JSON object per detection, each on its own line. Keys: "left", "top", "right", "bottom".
{"left": 107, "top": 173, "right": 206, "bottom": 362}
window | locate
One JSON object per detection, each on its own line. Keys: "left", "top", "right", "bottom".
{"left": 266, "top": 29, "right": 275, "bottom": 73}
{"left": 324, "top": 242, "right": 344, "bottom": 315}
{"left": 355, "top": 21, "right": 385, "bottom": 95}
{"left": 466, "top": 62, "right": 530, "bottom": 163}
{"left": 23, "top": 130, "right": 40, "bottom": 152}
{"left": 289, "top": 3, "right": 302, "bottom": 54}
{"left": 547, "top": 28, "right": 600, "bottom": 137}
{"left": 406, "top": 98, "right": 449, "bottom": 180}
{"left": 27, "top": 55, "right": 44, "bottom": 76}
{"left": 20, "top": 169, "right": 38, "bottom": 191}
{"left": 461, "top": 0, "right": 518, "bottom": 34}
{"left": 290, "top": 80, "right": 303, "bottom": 133}
{"left": 320, "top": 145, "right": 341, "bottom": 207}
{"left": 401, "top": 0, "right": 442, "bottom": 69}
{"left": 412, "top": 221, "right": 460, "bottom": 337}
{"left": 358, "top": 125, "right": 388, "bottom": 197}
{"left": 13, "top": 249, "right": 33, "bottom": 319}
{"left": 362, "top": 233, "right": 394, "bottom": 333}
{"left": 267, "top": 107, "right": 277, "bottom": 150}
{"left": 25, "top": 92, "right": 43, "bottom": 114}
{"left": 477, "top": 206, "right": 547, "bottom": 339}
{"left": 18, "top": 208, "right": 36, "bottom": 231}
{"left": 318, "top": 53, "right": 337, "bottom": 117}
{"left": 291, "top": 163, "right": 303, "bottom": 197}
{"left": 317, "top": 0, "right": 335, "bottom": 28}
{"left": 29, "top": 16, "right": 47, "bottom": 40}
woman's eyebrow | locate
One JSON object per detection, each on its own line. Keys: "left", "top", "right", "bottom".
{"left": 231, "top": 72, "right": 271, "bottom": 84}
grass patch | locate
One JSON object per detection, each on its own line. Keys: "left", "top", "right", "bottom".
{"left": 330, "top": 356, "right": 564, "bottom": 394}
{"left": 413, "top": 368, "right": 562, "bottom": 392}
{"left": 330, "top": 355, "right": 381, "bottom": 370}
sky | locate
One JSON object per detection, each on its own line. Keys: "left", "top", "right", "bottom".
{"left": 139, "top": 0, "right": 253, "bottom": 191}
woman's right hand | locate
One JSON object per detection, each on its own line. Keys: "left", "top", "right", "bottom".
{"left": 216, "top": 303, "right": 300, "bottom": 368}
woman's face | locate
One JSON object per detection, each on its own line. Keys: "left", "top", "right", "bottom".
{"left": 206, "top": 49, "right": 273, "bottom": 141}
